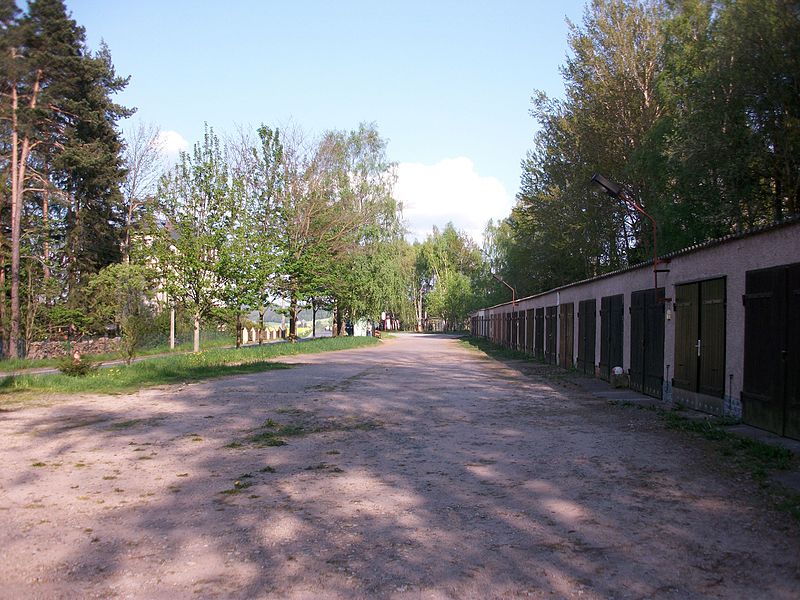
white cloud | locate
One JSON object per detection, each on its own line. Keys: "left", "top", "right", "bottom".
{"left": 394, "top": 157, "right": 513, "bottom": 244}
{"left": 156, "top": 130, "right": 189, "bottom": 159}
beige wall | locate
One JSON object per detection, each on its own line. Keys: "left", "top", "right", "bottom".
{"left": 473, "top": 220, "right": 800, "bottom": 417}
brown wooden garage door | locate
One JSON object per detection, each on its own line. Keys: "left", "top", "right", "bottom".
{"left": 545, "top": 306, "right": 557, "bottom": 365}
{"left": 535, "top": 308, "right": 544, "bottom": 361}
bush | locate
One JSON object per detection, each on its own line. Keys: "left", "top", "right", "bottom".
{"left": 58, "top": 356, "right": 101, "bottom": 377}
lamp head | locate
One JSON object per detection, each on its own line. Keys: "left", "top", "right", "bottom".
{"left": 591, "top": 173, "right": 623, "bottom": 199}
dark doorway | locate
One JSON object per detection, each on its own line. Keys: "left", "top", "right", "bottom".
{"left": 545, "top": 306, "right": 557, "bottom": 365}
{"left": 599, "top": 294, "right": 624, "bottom": 381}
{"left": 559, "top": 303, "right": 574, "bottom": 369}
{"left": 535, "top": 308, "right": 545, "bottom": 361}
{"left": 577, "top": 299, "right": 597, "bottom": 376}
{"left": 630, "top": 288, "right": 665, "bottom": 399}
{"left": 742, "top": 263, "right": 800, "bottom": 440}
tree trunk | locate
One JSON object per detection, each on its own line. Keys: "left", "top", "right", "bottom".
{"left": 416, "top": 288, "right": 424, "bottom": 332}
{"left": 289, "top": 298, "right": 298, "bottom": 340}
{"left": 193, "top": 311, "right": 201, "bottom": 353}
{"left": 0, "top": 244, "right": 6, "bottom": 357}
{"left": 311, "top": 299, "right": 317, "bottom": 338}
{"left": 9, "top": 69, "right": 42, "bottom": 359}
{"left": 258, "top": 308, "right": 264, "bottom": 345}
{"left": 43, "top": 186, "right": 50, "bottom": 281}
{"left": 335, "top": 305, "right": 343, "bottom": 337}
{"left": 236, "top": 313, "right": 242, "bottom": 348}
{"left": 9, "top": 86, "right": 21, "bottom": 359}
{"left": 169, "top": 306, "right": 175, "bottom": 350}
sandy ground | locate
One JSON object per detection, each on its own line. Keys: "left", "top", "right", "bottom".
{"left": 0, "top": 333, "right": 798, "bottom": 599}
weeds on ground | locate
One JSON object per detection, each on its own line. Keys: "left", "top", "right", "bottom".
{"left": 458, "top": 336, "right": 531, "bottom": 361}
{"left": 612, "top": 402, "right": 800, "bottom": 521}
{"left": 226, "top": 412, "right": 381, "bottom": 449}
{"left": 661, "top": 410, "right": 794, "bottom": 473}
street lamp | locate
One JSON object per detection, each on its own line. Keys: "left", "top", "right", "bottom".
{"left": 591, "top": 173, "right": 669, "bottom": 300}
{"left": 491, "top": 272, "right": 517, "bottom": 306}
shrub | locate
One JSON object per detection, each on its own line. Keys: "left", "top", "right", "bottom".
{"left": 58, "top": 356, "right": 101, "bottom": 377}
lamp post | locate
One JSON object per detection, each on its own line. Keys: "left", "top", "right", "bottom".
{"left": 491, "top": 272, "right": 517, "bottom": 306}
{"left": 591, "top": 173, "right": 669, "bottom": 300}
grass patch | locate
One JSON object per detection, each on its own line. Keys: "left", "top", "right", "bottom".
{"left": 230, "top": 411, "right": 381, "bottom": 449}
{"left": 0, "top": 335, "right": 237, "bottom": 373}
{"left": 109, "top": 419, "right": 149, "bottom": 430}
{"left": 0, "top": 336, "right": 380, "bottom": 399}
{"left": 220, "top": 476, "right": 254, "bottom": 495}
{"left": 248, "top": 431, "right": 288, "bottom": 447}
{"left": 661, "top": 411, "right": 794, "bottom": 472}
{"left": 458, "top": 336, "right": 531, "bottom": 361}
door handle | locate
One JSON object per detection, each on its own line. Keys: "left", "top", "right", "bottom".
{"left": 696, "top": 339, "right": 701, "bottom": 357}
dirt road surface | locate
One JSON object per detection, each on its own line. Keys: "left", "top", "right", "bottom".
{"left": 1, "top": 334, "right": 798, "bottom": 599}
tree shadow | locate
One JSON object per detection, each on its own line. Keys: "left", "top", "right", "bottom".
{"left": 1, "top": 336, "right": 799, "bottom": 598}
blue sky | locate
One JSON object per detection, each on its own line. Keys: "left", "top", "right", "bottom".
{"left": 65, "top": 0, "right": 587, "bottom": 242}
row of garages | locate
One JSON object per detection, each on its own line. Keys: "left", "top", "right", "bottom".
{"left": 470, "top": 219, "right": 800, "bottom": 440}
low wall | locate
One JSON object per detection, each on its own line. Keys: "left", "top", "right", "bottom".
{"left": 27, "top": 337, "right": 121, "bottom": 360}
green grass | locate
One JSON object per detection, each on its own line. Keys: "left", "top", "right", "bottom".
{"left": 661, "top": 410, "right": 794, "bottom": 472}
{"left": 458, "top": 335, "right": 532, "bottom": 361}
{"left": 0, "top": 334, "right": 237, "bottom": 372}
{"left": 0, "top": 336, "right": 380, "bottom": 398}
{"left": 618, "top": 405, "right": 800, "bottom": 522}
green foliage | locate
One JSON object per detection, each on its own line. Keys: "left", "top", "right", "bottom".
{"left": 46, "top": 306, "right": 91, "bottom": 334}
{"left": 498, "top": 0, "right": 800, "bottom": 297}
{"left": 144, "top": 125, "right": 239, "bottom": 351}
{"left": 57, "top": 356, "right": 100, "bottom": 377}
{"left": 85, "top": 263, "right": 155, "bottom": 363}
{"left": 411, "top": 223, "right": 489, "bottom": 330}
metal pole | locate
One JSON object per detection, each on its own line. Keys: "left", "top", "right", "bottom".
{"left": 491, "top": 273, "right": 517, "bottom": 305}
{"left": 620, "top": 190, "right": 659, "bottom": 292}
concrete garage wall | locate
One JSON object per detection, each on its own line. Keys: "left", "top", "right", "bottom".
{"left": 471, "top": 219, "right": 800, "bottom": 421}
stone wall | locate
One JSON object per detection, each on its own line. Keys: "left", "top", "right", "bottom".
{"left": 27, "top": 337, "right": 121, "bottom": 360}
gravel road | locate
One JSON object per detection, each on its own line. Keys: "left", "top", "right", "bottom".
{"left": 1, "top": 333, "right": 798, "bottom": 599}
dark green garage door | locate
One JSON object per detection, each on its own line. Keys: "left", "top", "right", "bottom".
{"left": 577, "top": 299, "right": 596, "bottom": 376}
{"left": 599, "top": 294, "right": 624, "bottom": 381}
{"left": 630, "top": 288, "right": 665, "bottom": 399}
{"left": 742, "top": 263, "right": 800, "bottom": 440}
{"left": 673, "top": 278, "right": 726, "bottom": 399}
